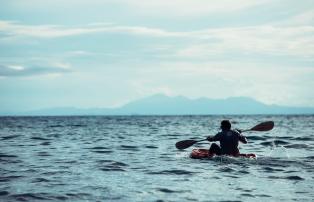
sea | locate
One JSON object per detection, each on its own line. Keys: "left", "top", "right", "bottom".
{"left": 0, "top": 115, "right": 313, "bottom": 202}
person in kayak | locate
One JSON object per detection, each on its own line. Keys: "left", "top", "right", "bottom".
{"left": 207, "top": 120, "right": 247, "bottom": 156}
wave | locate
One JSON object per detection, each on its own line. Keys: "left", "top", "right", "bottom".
{"left": 98, "top": 160, "right": 128, "bottom": 172}
{"left": 268, "top": 175, "right": 304, "bottom": 181}
{"left": 260, "top": 140, "right": 290, "bottom": 146}
{"left": 1, "top": 134, "right": 21, "bottom": 140}
{"left": 147, "top": 169, "right": 197, "bottom": 175}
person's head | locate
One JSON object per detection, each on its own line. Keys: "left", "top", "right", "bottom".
{"left": 220, "top": 120, "right": 231, "bottom": 130}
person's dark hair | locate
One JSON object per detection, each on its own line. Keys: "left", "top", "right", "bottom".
{"left": 220, "top": 120, "right": 231, "bottom": 130}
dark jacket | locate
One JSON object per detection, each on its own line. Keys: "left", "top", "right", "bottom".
{"left": 208, "top": 129, "right": 247, "bottom": 155}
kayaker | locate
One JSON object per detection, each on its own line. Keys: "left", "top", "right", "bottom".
{"left": 207, "top": 120, "right": 247, "bottom": 156}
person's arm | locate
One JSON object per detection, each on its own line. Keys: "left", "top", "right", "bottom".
{"left": 207, "top": 132, "right": 221, "bottom": 142}
{"left": 235, "top": 129, "right": 248, "bottom": 144}
{"left": 239, "top": 135, "right": 248, "bottom": 144}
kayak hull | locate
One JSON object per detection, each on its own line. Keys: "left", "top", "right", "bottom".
{"left": 190, "top": 149, "right": 256, "bottom": 159}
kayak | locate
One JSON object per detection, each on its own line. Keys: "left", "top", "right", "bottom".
{"left": 190, "top": 149, "right": 256, "bottom": 159}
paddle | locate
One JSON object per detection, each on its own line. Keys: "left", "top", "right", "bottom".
{"left": 175, "top": 121, "right": 274, "bottom": 150}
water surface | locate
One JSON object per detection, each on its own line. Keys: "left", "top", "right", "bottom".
{"left": 0, "top": 115, "right": 313, "bottom": 201}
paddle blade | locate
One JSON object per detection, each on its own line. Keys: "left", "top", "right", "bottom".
{"left": 250, "top": 121, "right": 274, "bottom": 131}
{"left": 175, "top": 139, "right": 198, "bottom": 150}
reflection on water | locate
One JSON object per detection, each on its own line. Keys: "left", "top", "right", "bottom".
{"left": 0, "top": 115, "right": 314, "bottom": 201}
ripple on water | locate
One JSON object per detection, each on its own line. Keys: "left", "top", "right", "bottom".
{"left": 37, "top": 152, "right": 52, "bottom": 157}
{"left": 160, "top": 133, "right": 181, "bottom": 137}
{"left": 87, "top": 146, "right": 113, "bottom": 154}
{"left": 40, "top": 141, "right": 51, "bottom": 146}
{"left": 98, "top": 160, "right": 128, "bottom": 172}
{"left": 47, "top": 133, "right": 62, "bottom": 138}
{"left": 268, "top": 175, "right": 304, "bottom": 181}
{"left": 285, "top": 175, "right": 305, "bottom": 180}
{"left": 54, "top": 195, "right": 69, "bottom": 200}
{"left": 292, "top": 136, "right": 313, "bottom": 141}
{"left": 156, "top": 188, "right": 188, "bottom": 193}
{"left": 0, "top": 153, "right": 18, "bottom": 158}
{"left": 305, "top": 156, "right": 314, "bottom": 160}
{"left": 11, "top": 193, "right": 51, "bottom": 201}
{"left": 92, "top": 150, "right": 113, "bottom": 154}
{"left": 224, "top": 175, "right": 240, "bottom": 179}
{"left": 68, "top": 124, "right": 86, "bottom": 127}
{"left": 48, "top": 124, "right": 64, "bottom": 128}
{"left": 241, "top": 193, "right": 256, "bottom": 198}
{"left": 120, "top": 145, "right": 139, "bottom": 151}
{"left": 1, "top": 134, "right": 21, "bottom": 140}
{"left": 0, "top": 191, "right": 9, "bottom": 196}
{"left": 42, "top": 170, "right": 72, "bottom": 176}
{"left": 285, "top": 144, "right": 311, "bottom": 149}
{"left": 218, "top": 167, "right": 237, "bottom": 173}
{"left": 260, "top": 140, "right": 290, "bottom": 146}
{"left": 0, "top": 175, "right": 24, "bottom": 182}
{"left": 248, "top": 135, "right": 268, "bottom": 141}
{"left": 30, "top": 136, "right": 52, "bottom": 141}
{"left": 147, "top": 169, "right": 197, "bottom": 175}
{"left": 262, "top": 166, "right": 285, "bottom": 172}
{"left": 235, "top": 187, "right": 254, "bottom": 192}
{"left": 238, "top": 170, "right": 250, "bottom": 174}
{"left": 145, "top": 145, "right": 158, "bottom": 149}
{"left": 256, "top": 194, "right": 272, "bottom": 198}
{"left": 32, "top": 177, "right": 50, "bottom": 183}
{"left": 66, "top": 192, "right": 92, "bottom": 200}
{"left": 89, "top": 146, "right": 108, "bottom": 150}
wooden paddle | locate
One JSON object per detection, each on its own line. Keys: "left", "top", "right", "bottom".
{"left": 175, "top": 121, "right": 274, "bottom": 150}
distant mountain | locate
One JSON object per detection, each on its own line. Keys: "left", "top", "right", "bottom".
{"left": 7, "top": 94, "right": 314, "bottom": 115}
{"left": 114, "top": 94, "right": 314, "bottom": 115}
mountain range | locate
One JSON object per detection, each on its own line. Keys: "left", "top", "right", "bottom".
{"left": 4, "top": 94, "right": 314, "bottom": 115}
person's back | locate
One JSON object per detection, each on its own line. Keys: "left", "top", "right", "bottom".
{"left": 207, "top": 120, "right": 247, "bottom": 155}
{"left": 215, "top": 129, "right": 246, "bottom": 155}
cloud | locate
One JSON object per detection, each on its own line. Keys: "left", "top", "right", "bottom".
{"left": 122, "top": 0, "right": 271, "bottom": 17}
{"left": 0, "top": 21, "right": 181, "bottom": 39}
{"left": 66, "top": 50, "right": 94, "bottom": 56}
{"left": 1, "top": 20, "right": 313, "bottom": 59}
{"left": 9, "top": 0, "right": 270, "bottom": 17}
{"left": 0, "top": 21, "right": 98, "bottom": 38}
{"left": 176, "top": 26, "right": 314, "bottom": 58}
{"left": 134, "top": 61, "right": 314, "bottom": 106}
{"left": 0, "top": 63, "right": 71, "bottom": 77}
{"left": 272, "top": 9, "right": 314, "bottom": 26}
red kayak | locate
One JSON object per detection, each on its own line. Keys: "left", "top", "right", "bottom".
{"left": 190, "top": 149, "right": 256, "bottom": 159}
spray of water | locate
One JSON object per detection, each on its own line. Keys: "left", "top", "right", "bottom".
{"left": 267, "top": 140, "right": 290, "bottom": 158}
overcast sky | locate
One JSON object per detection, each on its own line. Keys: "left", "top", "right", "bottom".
{"left": 0, "top": 0, "right": 313, "bottom": 112}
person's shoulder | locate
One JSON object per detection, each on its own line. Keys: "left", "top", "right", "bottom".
{"left": 232, "top": 129, "right": 241, "bottom": 135}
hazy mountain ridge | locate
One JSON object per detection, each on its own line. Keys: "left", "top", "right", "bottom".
{"left": 4, "top": 94, "right": 314, "bottom": 115}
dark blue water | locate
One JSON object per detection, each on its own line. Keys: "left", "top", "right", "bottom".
{"left": 1, "top": 115, "right": 314, "bottom": 201}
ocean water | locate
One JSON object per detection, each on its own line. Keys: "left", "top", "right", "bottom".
{"left": 0, "top": 115, "right": 314, "bottom": 202}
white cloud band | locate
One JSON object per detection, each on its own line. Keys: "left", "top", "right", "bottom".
{"left": 1, "top": 21, "right": 314, "bottom": 58}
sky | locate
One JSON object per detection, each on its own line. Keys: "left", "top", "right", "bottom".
{"left": 0, "top": 0, "right": 314, "bottom": 113}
